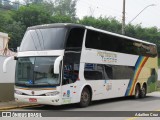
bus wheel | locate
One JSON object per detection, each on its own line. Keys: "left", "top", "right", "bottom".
{"left": 79, "top": 87, "right": 91, "bottom": 107}
{"left": 134, "top": 84, "right": 140, "bottom": 99}
{"left": 140, "top": 84, "right": 147, "bottom": 98}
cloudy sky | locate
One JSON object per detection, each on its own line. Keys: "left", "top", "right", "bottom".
{"left": 76, "top": 0, "right": 160, "bottom": 28}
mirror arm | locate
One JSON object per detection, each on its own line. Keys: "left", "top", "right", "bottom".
{"left": 3, "top": 56, "right": 15, "bottom": 73}
{"left": 54, "top": 56, "right": 63, "bottom": 74}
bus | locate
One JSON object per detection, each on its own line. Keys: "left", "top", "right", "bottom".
{"left": 3, "top": 23, "right": 158, "bottom": 107}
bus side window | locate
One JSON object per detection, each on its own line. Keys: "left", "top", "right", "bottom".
{"left": 66, "top": 28, "right": 85, "bottom": 49}
{"left": 104, "top": 65, "right": 113, "bottom": 79}
{"left": 84, "top": 64, "right": 104, "bottom": 80}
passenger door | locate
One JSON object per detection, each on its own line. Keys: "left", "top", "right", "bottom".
{"left": 61, "top": 52, "right": 80, "bottom": 104}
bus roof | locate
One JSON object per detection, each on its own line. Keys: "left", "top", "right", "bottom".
{"left": 27, "top": 23, "right": 156, "bottom": 46}
{"left": 27, "top": 23, "right": 85, "bottom": 30}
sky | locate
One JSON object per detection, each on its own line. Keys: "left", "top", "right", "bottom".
{"left": 76, "top": 0, "right": 160, "bottom": 28}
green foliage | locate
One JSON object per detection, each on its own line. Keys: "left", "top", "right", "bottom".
{"left": 42, "top": 0, "right": 77, "bottom": 21}
{"left": 79, "top": 16, "right": 122, "bottom": 33}
{"left": 53, "top": 0, "right": 77, "bottom": 20}
{"left": 0, "top": 10, "right": 25, "bottom": 48}
{"left": 0, "top": 2, "right": 77, "bottom": 49}
{"left": 51, "top": 14, "right": 73, "bottom": 23}
{"left": 12, "top": 4, "right": 53, "bottom": 28}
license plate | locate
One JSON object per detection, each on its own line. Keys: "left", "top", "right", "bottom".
{"left": 29, "top": 98, "right": 37, "bottom": 102}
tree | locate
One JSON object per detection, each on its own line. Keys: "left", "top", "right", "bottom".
{"left": 43, "top": 0, "right": 77, "bottom": 21}
{"left": 79, "top": 16, "right": 121, "bottom": 33}
{"left": 12, "top": 4, "right": 53, "bottom": 28}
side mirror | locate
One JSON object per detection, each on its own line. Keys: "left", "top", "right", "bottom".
{"left": 54, "top": 56, "right": 63, "bottom": 74}
{"left": 3, "top": 56, "right": 15, "bottom": 73}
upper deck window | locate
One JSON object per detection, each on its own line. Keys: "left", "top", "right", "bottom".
{"left": 65, "top": 28, "right": 85, "bottom": 49}
{"left": 85, "top": 30, "right": 157, "bottom": 57}
{"left": 20, "top": 28, "right": 67, "bottom": 51}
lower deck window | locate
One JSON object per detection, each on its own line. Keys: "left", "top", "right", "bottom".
{"left": 84, "top": 63, "right": 135, "bottom": 80}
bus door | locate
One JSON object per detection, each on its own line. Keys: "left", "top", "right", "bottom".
{"left": 61, "top": 52, "right": 80, "bottom": 104}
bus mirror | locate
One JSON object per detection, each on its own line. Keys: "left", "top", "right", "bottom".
{"left": 3, "top": 56, "right": 15, "bottom": 73}
{"left": 54, "top": 56, "right": 63, "bottom": 74}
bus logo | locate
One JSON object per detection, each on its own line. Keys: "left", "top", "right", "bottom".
{"left": 97, "top": 51, "right": 117, "bottom": 63}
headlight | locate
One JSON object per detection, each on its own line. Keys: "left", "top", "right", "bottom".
{"left": 45, "top": 91, "right": 60, "bottom": 96}
{"left": 15, "top": 90, "right": 23, "bottom": 95}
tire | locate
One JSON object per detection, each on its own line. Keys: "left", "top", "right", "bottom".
{"left": 79, "top": 87, "right": 91, "bottom": 107}
{"left": 134, "top": 84, "right": 140, "bottom": 99}
{"left": 140, "top": 85, "right": 147, "bottom": 98}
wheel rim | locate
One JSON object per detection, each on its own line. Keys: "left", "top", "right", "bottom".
{"left": 81, "top": 91, "right": 89, "bottom": 103}
{"left": 141, "top": 87, "right": 146, "bottom": 96}
{"left": 135, "top": 87, "right": 139, "bottom": 98}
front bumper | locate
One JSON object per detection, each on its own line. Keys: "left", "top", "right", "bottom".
{"left": 15, "top": 94, "right": 62, "bottom": 106}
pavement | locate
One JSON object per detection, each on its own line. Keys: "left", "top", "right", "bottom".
{"left": 0, "top": 101, "right": 38, "bottom": 110}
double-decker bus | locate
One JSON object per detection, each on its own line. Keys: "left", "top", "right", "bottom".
{"left": 3, "top": 23, "right": 158, "bottom": 107}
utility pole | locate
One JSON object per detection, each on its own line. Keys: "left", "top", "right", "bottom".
{"left": 122, "top": 0, "right": 125, "bottom": 35}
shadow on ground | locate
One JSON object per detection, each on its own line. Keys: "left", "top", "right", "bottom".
{"left": 21, "top": 94, "right": 160, "bottom": 111}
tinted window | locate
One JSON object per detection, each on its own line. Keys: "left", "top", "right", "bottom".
{"left": 85, "top": 30, "right": 157, "bottom": 57}
{"left": 84, "top": 63, "right": 135, "bottom": 80}
{"left": 66, "top": 28, "right": 85, "bottom": 49}
{"left": 104, "top": 65, "right": 135, "bottom": 79}
{"left": 84, "top": 64, "right": 104, "bottom": 80}
{"left": 20, "top": 28, "right": 67, "bottom": 51}
{"left": 63, "top": 52, "right": 81, "bottom": 85}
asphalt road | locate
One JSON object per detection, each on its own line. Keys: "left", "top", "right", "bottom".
{"left": 7, "top": 91, "right": 160, "bottom": 120}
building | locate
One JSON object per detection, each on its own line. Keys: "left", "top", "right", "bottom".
{"left": 0, "top": 32, "right": 15, "bottom": 56}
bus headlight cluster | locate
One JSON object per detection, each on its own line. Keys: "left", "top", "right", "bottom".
{"left": 45, "top": 91, "right": 60, "bottom": 96}
{"left": 15, "top": 90, "right": 23, "bottom": 95}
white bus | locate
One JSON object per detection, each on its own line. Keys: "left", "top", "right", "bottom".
{"left": 4, "top": 23, "right": 158, "bottom": 107}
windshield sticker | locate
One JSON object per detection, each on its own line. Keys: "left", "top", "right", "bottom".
{"left": 67, "top": 90, "right": 70, "bottom": 97}
{"left": 97, "top": 52, "right": 117, "bottom": 63}
{"left": 28, "top": 80, "right": 33, "bottom": 85}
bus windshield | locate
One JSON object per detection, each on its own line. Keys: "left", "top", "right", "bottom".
{"left": 20, "top": 28, "right": 67, "bottom": 51}
{"left": 15, "top": 57, "right": 60, "bottom": 87}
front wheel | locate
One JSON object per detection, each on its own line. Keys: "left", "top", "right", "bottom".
{"left": 79, "top": 87, "right": 91, "bottom": 107}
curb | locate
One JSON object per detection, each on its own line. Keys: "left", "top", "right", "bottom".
{"left": 0, "top": 104, "right": 39, "bottom": 111}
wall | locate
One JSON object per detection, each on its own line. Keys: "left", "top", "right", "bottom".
{"left": 0, "top": 56, "right": 16, "bottom": 101}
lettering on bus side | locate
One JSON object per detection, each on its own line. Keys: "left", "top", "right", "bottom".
{"left": 97, "top": 51, "right": 117, "bottom": 63}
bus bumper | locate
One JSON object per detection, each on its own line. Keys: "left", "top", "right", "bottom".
{"left": 15, "top": 94, "right": 62, "bottom": 106}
